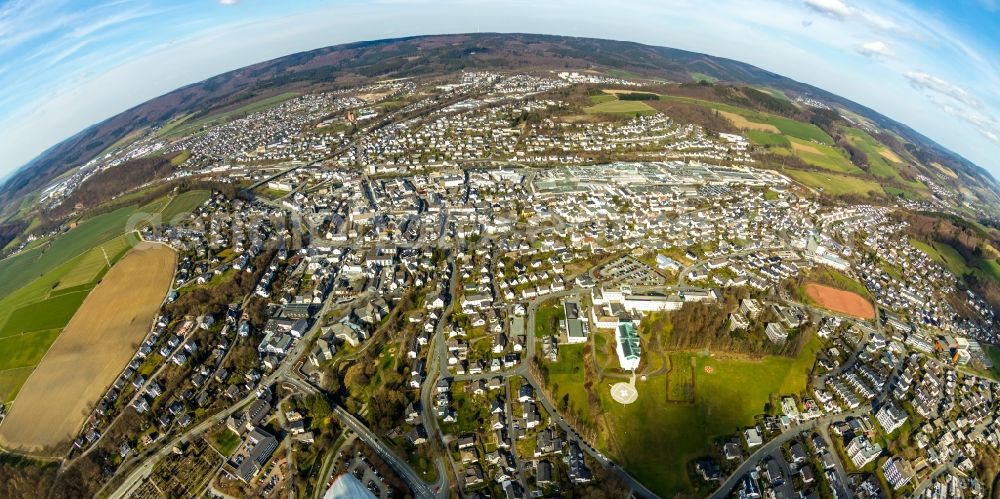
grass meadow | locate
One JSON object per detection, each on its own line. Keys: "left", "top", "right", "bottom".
{"left": 784, "top": 169, "right": 885, "bottom": 197}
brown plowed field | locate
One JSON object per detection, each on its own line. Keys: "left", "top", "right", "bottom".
{"left": 804, "top": 283, "right": 875, "bottom": 320}
{"left": 0, "top": 243, "right": 175, "bottom": 454}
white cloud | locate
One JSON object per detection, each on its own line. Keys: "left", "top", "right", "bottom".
{"left": 857, "top": 40, "right": 891, "bottom": 58}
{"left": 905, "top": 71, "right": 979, "bottom": 108}
{"left": 804, "top": 0, "right": 852, "bottom": 18}
{"left": 219, "top": 0, "right": 239, "bottom": 4}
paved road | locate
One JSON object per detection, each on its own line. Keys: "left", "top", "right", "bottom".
{"left": 105, "top": 286, "right": 353, "bottom": 499}
{"left": 331, "top": 405, "right": 438, "bottom": 499}
{"left": 818, "top": 425, "right": 851, "bottom": 497}
{"left": 420, "top": 248, "right": 459, "bottom": 497}
{"left": 709, "top": 407, "right": 866, "bottom": 499}
{"left": 522, "top": 370, "right": 661, "bottom": 498}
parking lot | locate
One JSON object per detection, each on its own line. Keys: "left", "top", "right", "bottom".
{"left": 596, "top": 256, "right": 665, "bottom": 285}
{"left": 325, "top": 443, "right": 394, "bottom": 498}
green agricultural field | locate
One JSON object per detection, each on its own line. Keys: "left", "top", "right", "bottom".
{"left": 657, "top": 94, "right": 834, "bottom": 144}
{"left": 169, "top": 149, "right": 191, "bottom": 167}
{"left": 584, "top": 99, "right": 656, "bottom": 116}
{"left": 160, "top": 190, "right": 211, "bottom": 225}
{"left": 0, "top": 327, "right": 68, "bottom": 403}
{"left": 600, "top": 339, "right": 820, "bottom": 496}
{"left": 0, "top": 204, "right": 145, "bottom": 300}
{"left": 0, "top": 220, "right": 137, "bottom": 403}
{"left": 979, "top": 259, "right": 1000, "bottom": 285}
{"left": 0, "top": 368, "right": 33, "bottom": 407}
{"left": 785, "top": 169, "right": 884, "bottom": 197}
{"left": 787, "top": 137, "right": 861, "bottom": 173}
{"left": 884, "top": 186, "right": 924, "bottom": 200}
{"left": 690, "top": 72, "right": 718, "bottom": 83}
{"left": 0, "top": 290, "right": 89, "bottom": 339}
{"left": 0, "top": 330, "right": 61, "bottom": 372}
{"left": 53, "top": 235, "right": 130, "bottom": 291}
{"left": 840, "top": 127, "right": 927, "bottom": 193}
{"left": 589, "top": 94, "right": 617, "bottom": 104}
{"left": 754, "top": 87, "right": 794, "bottom": 104}
{"left": 839, "top": 127, "right": 898, "bottom": 176}
{"left": 604, "top": 68, "right": 643, "bottom": 80}
{"left": 747, "top": 131, "right": 790, "bottom": 147}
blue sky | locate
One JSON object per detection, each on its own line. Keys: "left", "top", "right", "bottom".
{"left": 0, "top": 0, "right": 998, "bottom": 177}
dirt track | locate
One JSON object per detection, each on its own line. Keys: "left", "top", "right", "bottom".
{"left": 0, "top": 243, "right": 175, "bottom": 454}
{"left": 804, "top": 283, "right": 875, "bottom": 320}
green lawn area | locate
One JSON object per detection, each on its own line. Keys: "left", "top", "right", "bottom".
{"left": 160, "top": 190, "right": 211, "bottom": 224}
{"left": 666, "top": 353, "right": 695, "bottom": 402}
{"left": 985, "top": 345, "right": 1000, "bottom": 379}
{"left": 584, "top": 99, "right": 656, "bottom": 116}
{"left": 599, "top": 339, "right": 820, "bottom": 497}
{"left": 785, "top": 169, "right": 884, "bottom": 197}
{"left": 657, "top": 94, "right": 833, "bottom": 144}
{"left": 544, "top": 343, "right": 594, "bottom": 429}
{"left": 444, "top": 390, "right": 491, "bottom": 435}
{"left": 748, "top": 131, "right": 790, "bottom": 147}
{"left": 534, "top": 303, "right": 565, "bottom": 337}
{"left": 910, "top": 238, "right": 973, "bottom": 277}
{"left": 210, "top": 428, "right": 241, "bottom": 457}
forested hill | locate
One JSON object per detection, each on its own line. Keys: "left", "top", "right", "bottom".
{"left": 2, "top": 32, "right": 994, "bottom": 207}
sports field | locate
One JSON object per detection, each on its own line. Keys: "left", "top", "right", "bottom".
{"left": 0, "top": 243, "right": 176, "bottom": 454}
{"left": 804, "top": 283, "right": 875, "bottom": 319}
